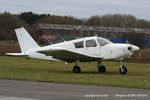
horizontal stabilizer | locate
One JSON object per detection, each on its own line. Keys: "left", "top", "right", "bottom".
{"left": 6, "top": 53, "right": 28, "bottom": 56}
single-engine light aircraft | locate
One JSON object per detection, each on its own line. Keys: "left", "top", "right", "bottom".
{"left": 6, "top": 27, "right": 140, "bottom": 74}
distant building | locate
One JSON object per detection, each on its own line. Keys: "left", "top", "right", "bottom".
{"left": 35, "top": 24, "right": 150, "bottom": 47}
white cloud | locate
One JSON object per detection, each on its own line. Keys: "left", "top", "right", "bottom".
{"left": 0, "top": 0, "right": 150, "bottom": 20}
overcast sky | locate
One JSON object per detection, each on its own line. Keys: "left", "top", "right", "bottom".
{"left": 0, "top": 0, "right": 150, "bottom": 20}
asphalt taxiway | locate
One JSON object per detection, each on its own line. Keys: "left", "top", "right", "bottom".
{"left": 0, "top": 79, "right": 149, "bottom": 100}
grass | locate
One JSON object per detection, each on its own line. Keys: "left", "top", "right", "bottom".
{"left": 141, "top": 48, "right": 150, "bottom": 52}
{"left": 0, "top": 56, "right": 150, "bottom": 89}
{"left": 0, "top": 41, "right": 19, "bottom": 46}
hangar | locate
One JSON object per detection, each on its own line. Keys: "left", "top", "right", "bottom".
{"left": 35, "top": 24, "right": 150, "bottom": 48}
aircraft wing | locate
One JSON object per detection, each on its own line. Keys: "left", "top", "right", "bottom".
{"left": 37, "top": 47, "right": 103, "bottom": 62}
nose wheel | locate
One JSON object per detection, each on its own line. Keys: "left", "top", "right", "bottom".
{"left": 119, "top": 61, "right": 127, "bottom": 74}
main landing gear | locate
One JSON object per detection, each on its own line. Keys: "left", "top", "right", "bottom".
{"left": 73, "top": 60, "right": 81, "bottom": 73}
{"left": 119, "top": 61, "right": 127, "bottom": 74}
{"left": 72, "top": 60, "right": 107, "bottom": 73}
{"left": 98, "top": 61, "right": 106, "bottom": 73}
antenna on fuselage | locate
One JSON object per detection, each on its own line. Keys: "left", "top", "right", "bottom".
{"left": 46, "top": 38, "right": 53, "bottom": 45}
{"left": 56, "top": 33, "right": 66, "bottom": 42}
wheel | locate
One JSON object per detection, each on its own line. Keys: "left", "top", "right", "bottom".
{"left": 73, "top": 66, "right": 81, "bottom": 73}
{"left": 98, "top": 65, "right": 106, "bottom": 73}
{"left": 119, "top": 66, "right": 127, "bottom": 74}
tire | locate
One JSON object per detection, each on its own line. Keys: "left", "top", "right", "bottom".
{"left": 98, "top": 65, "right": 106, "bottom": 73}
{"left": 73, "top": 66, "right": 81, "bottom": 73}
{"left": 119, "top": 66, "right": 127, "bottom": 74}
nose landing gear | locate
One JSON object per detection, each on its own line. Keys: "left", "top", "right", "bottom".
{"left": 119, "top": 61, "right": 127, "bottom": 74}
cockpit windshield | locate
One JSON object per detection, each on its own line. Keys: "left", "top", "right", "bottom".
{"left": 97, "top": 37, "right": 111, "bottom": 46}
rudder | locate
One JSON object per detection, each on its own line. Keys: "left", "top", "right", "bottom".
{"left": 15, "top": 27, "right": 39, "bottom": 52}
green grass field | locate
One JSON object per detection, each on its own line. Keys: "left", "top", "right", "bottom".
{"left": 0, "top": 41, "right": 19, "bottom": 46}
{"left": 141, "top": 48, "right": 150, "bottom": 52}
{"left": 0, "top": 56, "right": 150, "bottom": 89}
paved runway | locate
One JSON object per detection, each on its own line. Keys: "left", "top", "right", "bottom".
{"left": 0, "top": 79, "right": 149, "bottom": 100}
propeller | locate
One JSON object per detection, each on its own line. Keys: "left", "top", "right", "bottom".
{"left": 128, "top": 46, "right": 133, "bottom": 52}
{"left": 128, "top": 46, "right": 133, "bottom": 56}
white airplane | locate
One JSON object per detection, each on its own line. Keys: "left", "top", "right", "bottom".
{"left": 6, "top": 27, "right": 140, "bottom": 74}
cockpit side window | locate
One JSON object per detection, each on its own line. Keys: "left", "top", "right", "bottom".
{"left": 86, "top": 39, "right": 97, "bottom": 47}
{"left": 97, "top": 37, "right": 111, "bottom": 46}
{"left": 74, "top": 41, "right": 84, "bottom": 48}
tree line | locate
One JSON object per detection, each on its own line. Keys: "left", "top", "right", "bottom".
{"left": 0, "top": 11, "right": 150, "bottom": 41}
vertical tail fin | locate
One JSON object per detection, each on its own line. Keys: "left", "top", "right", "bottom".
{"left": 15, "top": 27, "right": 39, "bottom": 52}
